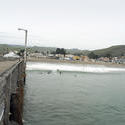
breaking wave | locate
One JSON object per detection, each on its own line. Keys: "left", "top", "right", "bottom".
{"left": 26, "top": 62, "right": 125, "bottom": 73}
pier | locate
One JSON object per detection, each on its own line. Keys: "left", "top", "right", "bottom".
{"left": 0, "top": 59, "right": 26, "bottom": 125}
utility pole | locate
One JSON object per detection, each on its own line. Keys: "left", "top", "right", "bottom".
{"left": 18, "top": 28, "right": 28, "bottom": 64}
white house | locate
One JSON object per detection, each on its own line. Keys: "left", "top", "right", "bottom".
{"left": 3, "top": 52, "right": 20, "bottom": 58}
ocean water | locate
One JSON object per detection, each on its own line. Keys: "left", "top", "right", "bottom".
{"left": 24, "top": 62, "right": 125, "bottom": 125}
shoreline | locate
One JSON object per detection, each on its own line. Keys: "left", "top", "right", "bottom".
{"left": 28, "top": 57, "right": 125, "bottom": 68}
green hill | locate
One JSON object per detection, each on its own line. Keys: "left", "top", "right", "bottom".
{"left": 0, "top": 44, "right": 89, "bottom": 55}
{"left": 93, "top": 45, "right": 125, "bottom": 57}
{"left": 0, "top": 44, "right": 24, "bottom": 54}
{"left": 0, "top": 44, "right": 125, "bottom": 57}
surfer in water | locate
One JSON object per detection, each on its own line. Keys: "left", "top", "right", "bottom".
{"left": 57, "top": 69, "right": 62, "bottom": 75}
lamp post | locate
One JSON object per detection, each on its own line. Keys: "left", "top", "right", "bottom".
{"left": 18, "top": 28, "right": 28, "bottom": 64}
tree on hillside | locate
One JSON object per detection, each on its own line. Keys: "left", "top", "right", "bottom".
{"left": 55, "top": 48, "right": 66, "bottom": 57}
{"left": 46, "top": 51, "right": 49, "bottom": 56}
{"left": 105, "top": 53, "right": 112, "bottom": 58}
{"left": 74, "top": 52, "right": 82, "bottom": 56}
{"left": 121, "top": 52, "right": 124, "bottom": 57}
{"left": 51, "top": 51, "right": 56, "bottom": 54}
{"left": 56, "top": 48, "right": 60, "bottom": 54}
{"left": 88, "top": 52, "right": 98, "bottom": 59}
{"left": 35, "top": 50, "right": 39, "bottom": 53}
{"left": 60, "top": 48, "right": 66, "bottom": 57}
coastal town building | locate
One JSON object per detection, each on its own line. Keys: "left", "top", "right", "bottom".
{"left": 81, "top": 56, "right": 89, "bottom": 62}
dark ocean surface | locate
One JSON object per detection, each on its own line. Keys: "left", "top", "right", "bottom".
{"left": 24, "top": 62, "right": 125, "bottom": 125}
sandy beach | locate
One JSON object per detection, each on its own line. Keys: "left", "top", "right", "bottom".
{"left": 28, "top": 57, "right": 125, "bottom": 68}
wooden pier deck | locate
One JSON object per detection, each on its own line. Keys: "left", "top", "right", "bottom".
{"left": 0, "top": 60, "right": 18, "bottom": 74}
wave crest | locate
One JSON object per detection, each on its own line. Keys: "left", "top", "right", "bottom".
{"left": 26, "top": 62, "right": 125, "bottom": 73}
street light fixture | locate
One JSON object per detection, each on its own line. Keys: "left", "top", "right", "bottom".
{"left": 18, "top": 28, "right": 28, "bottom": 64}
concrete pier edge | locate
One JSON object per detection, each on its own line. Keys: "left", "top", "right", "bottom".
{"left": 0, "top": 59, "right": 26, "bottom": 125}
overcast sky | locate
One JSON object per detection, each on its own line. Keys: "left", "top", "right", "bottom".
{"left": 0, "top": 0, "right": 125, "bottom": 50}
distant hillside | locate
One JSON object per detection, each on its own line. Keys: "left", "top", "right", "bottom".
{"left": 0, "top": 44, "right": 89, "bottom": 55}
{"left": 0, "top": 44, "right": 124, "bottom": 57}
{"left": 0, "top": 44, "right": 24, "bottom": 54}
{"left": 93, "top": 45, "right": 125, "bottom": 57}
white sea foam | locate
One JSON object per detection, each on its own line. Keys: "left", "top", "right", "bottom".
{"left": 26, "top": 62, "right": 125, "bottom": 73}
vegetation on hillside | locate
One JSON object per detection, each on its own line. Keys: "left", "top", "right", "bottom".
{"left": 0, "top": 44, "right": 89, "bottom": 56}
{"left": 93, "top": 45, "right": 125, "bottom": 57}
{"left": 0, "top": 44, "right": 125, "bottom": 57}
